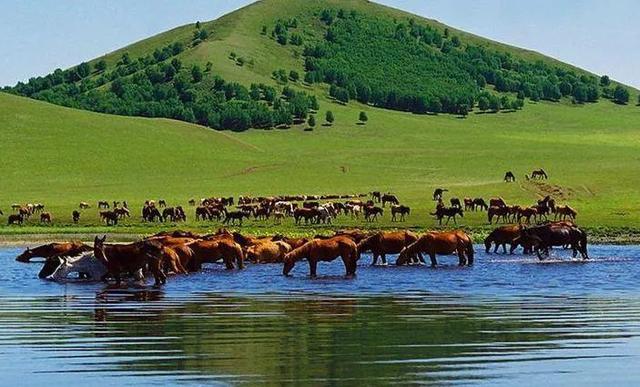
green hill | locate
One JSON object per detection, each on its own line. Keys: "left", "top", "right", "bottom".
{"left": 0, "top": 0, "right": 639, "bottom": 237}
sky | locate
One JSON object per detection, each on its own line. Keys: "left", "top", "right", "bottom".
{"left": 1, "top": 0, "right": 638, "bottom": 88}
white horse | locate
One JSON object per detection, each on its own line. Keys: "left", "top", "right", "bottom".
{"left": 47, "top": 252, "right": 108, "bottom": 282}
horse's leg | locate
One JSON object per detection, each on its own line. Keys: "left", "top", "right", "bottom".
{"left": 224, "top": 256, "right": 234, "bottom": 270}
{"left": 371, "top": 253, "right": 378, "bottom": 266}
{"left": 457, "top": 246, "right": 466, "bottom": 266}
{"left": 381, "top": 253, "right": 387, "bottom": 265}
{"left": 501, "top": 243, "right": 507, "bottom": 254}
{"left": 429, "top": 253, "right": 437, "bottom": 268}
{"left": 309, "top": 259, "right": 318, "bottom": 278}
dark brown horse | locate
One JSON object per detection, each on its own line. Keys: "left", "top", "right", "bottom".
{"left": 16, "top": 242, "right": 92, "bottom": 263}
{"left": 381, "top": 194, "right": 399, "bottom": 207}
{"left": 431, "top": 207, "right": 463, "bottom": 225}
{"left": 283, "top": 236, "right": 358, "bottom": 278}
{"left": 72, "top": 210, "right": 80, "bottom": 223}
{"left": 93, "top": 236, "right": 166, "bottom": 286}
{"left": 364, "top": 206, "right": 383, "bottom": 222}
{"left": 390, "top": 205, "right": 410, "bottom": 222}
{"left": 294, "top": 208, "right": 319, "bottom": 225}
{"left": 473, "top": 198, "right": 488, "bottom": 211}
{"left": 397, "top": 231, "right": 474, "bottom": 267}
{"left": 488, "top": 206, "right": 509, "bottom": 224}
{"left": 7, "top": 214, "right": 23, "bottom": 225}
{"left": 520, "top": 223, "right": 588, "bottom": 260}
{"left": 484, "top": 225, "right": 524, "bottom": 254}
{"left": 504, "top": 171, "right": 516, "bottom": 182}
{"left": 100, "top": 211, "right": 119, "bottom": 225}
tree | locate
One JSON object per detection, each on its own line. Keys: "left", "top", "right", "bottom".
{"left": 76, "top": 62, "right": 91, "bottom": 78}
{"left": 309, "top": 95, "right": 320, "bottom": 111}
{"left": 289, "top": 70, "right": 300, "bottom": 82}
{"left": 600, "top": 75, "right": 611, "bottom": 87}
{"left": 191, "top": 65, "right": 203, "bottom": 82}
{"left": 488, "top": 95, "right": 501, "bottom": 112}
{"left": 613, "top": 85, "right": 630, "bottom": 104}
{"left": 477, "top": 95, "right": 489, "bottom": 112}
{"left": 95, "top": 60, "right": 107, "bottom": 72}
{"left": 196, "top": 21, "right": 201, "bottom": 29}
{"left": 171, "top": 58, "right": 182, "bottom": 71}
{"left": 325, "top": 110, "right": 335, "bottom": 125}
{"left": 308, "top": 114, "right": 316, "bottom": 129}
{"left": 359, "top": 111, "right": 368, "bottom": 123}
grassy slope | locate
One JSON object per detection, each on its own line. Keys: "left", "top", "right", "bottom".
{"left": 1, "top": 0, "right": 639, "bottom": 238}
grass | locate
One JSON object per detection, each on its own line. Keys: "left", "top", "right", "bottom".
{"left": 1, "top": 0, "right": 639, "bottom": 240}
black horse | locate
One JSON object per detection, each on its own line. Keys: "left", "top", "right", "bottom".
{"left": 504, "top": 171, "right": 516, "bottom": 182}
{"left": 431, "top": 207, "right": 464, "bottom": 225}
{"left": 520, "top": 223, "right": 588, "bottom": 260}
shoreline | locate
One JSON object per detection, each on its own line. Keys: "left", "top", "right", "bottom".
{"left": 1, "top": 225, "right": 639, "bottom": 245}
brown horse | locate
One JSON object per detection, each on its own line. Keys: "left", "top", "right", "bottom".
{"left": 484, "top": 225, "right": 524, "bottom": 254}
{"left": 381, "top": 193, "right": 399, "bottom": 207}
{"left": 39, "top": 212, "right": 52, "bottom": 223}
{"left": 390, "top": 205, "right": 410, "bottom": 222}
{"left": 7, "top": 214, "right": 23, "bottom": 225}
{"left": 431, "top": 206, "right": 463, "bottom": 225}
{"left": 531, "top": 168, "right": 548, "bottom": 180}
{"left": 16, "top": 242, "right": 92, "bottom": 263}
{"left": 357, "top": 231, "right": 423, "bottom": 265}
{"left": 397, "top": 231, "right": 474, "bottom": 267}
{"left": 272, "top": 236, "right": 310, "bottom": 250}
{"left": 72, "top": 210, "right": 80, "bottom": 223}
{"left": 489, "top": 197, "right": 507, "bottom": 208}
{"left": 488, "top": 206, "right": 509, "bottom": 224}
{"left": 100, "top": 210, "right": 119, "bottom": 225}
{"left": 554, "top": 205, "right": 577, "bottom": 221}
{"left": 364, "top": 206, "right": 383, "bottom": 222}
{"left": 246, "top": 241, "right": 291, "bottom": 263}
{"left": 473, "top": 198, "right": 489, "bottom": 211}
{"left": 517, "top": 207, "right": 538, "bottom": 224}
{"left": 283, "top": 236, "right": 358, "bottom": 278}
{"left": 186, "top": 239, "right": 244, "bottom": 271}
{"left": 79, "top": 202, "right": 90, "bottom": 209}
{"left": 93, "top": 236, "right": 166, "bottom": 286}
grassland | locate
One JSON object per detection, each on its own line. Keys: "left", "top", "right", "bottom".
{"left": 1, "top": 0, "right": 639, "bottom": 242}
{"left": 1, "top": 90, "right": 639, "bottom": 242}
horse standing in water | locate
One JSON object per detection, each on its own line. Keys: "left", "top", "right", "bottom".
{"left": 397, "top": 231, "right": 474, "bottom": 267}
{"left": 283, "top": 236, "right": 358, "bottom": 278}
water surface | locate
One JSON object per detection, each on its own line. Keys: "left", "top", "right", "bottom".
{"left": 1, "top": 245, "right": 639, "bottom": 385}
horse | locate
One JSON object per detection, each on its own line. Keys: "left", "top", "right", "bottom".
{"left": 397, "top": 231, "right": 474, "bottom": 267}
{"left": 188, "top": 198, "right": 196, "bottom": 206}
{"left": 357, "top": 231, "right": 423, "bottom": 265}
{"left": 158, "top": 199, "right": 167, "bottom": 208}
{"left": 44, "top": 252, "right": 108, "bottom": 282}
{"left": 489, "top": 197, "right": 507, "bottom": 208}
{"left": 114, "top": 207, "right": 130, "bottom": 219}
{"left": 39, "top": 212, "right": 52, "bottom": 223}
{"left": 473, "top": 198, "right": 489, "bottom": 211}
{"left": 464, "top": 198, "right": 474, "bottom": 211}
{"left": 294, "top": 208, "right": 319, "bottom": 225}
{"left": 195, "top": 206, "right": 210, "bottom": 221}
{"left": 433, "top": 188, "right": 448, "bottom": 201}
{"left": 484, "top": 225, "right": 525, "bottom": 254}
{"left": 450, "top": 197, "right": 462, "bottom": 208}
{"left": 517, "top": 207, "right": 538, "bottom": 224}
{"left": 381, "top": 194, "right": 399, "bottom": 207}
{"left": 100, "top": 210, "right": 119, "bottom": 225}
{"left": 93, "top": 235, "right": 166, "bottom": 286}
{"left": 142, "top": 206, "right": 162, "bottom": 222}
{"left": 246, "top": 241, "right": 292, "bottom": 263}
{"left": 7, "top": 214, "right": 23, "bottom": 225}
{"left": 79, "top": 202, "right": 90, "bottom": 209}
{"left": 364, "top": 206, "right": 383, "bottom": 222}
{"left": 488, "top": 206, "right": 509, "bottom": 224}
{"left": 273, "top": 210, "right": 285, "bottom": 225}
{"left": 519, "top": 223, "right": 588, "bottom": 260}
{"left": 531, "top": 168, "right": 548, "bottom": 180}
{"left": 16, "top": 241, "right": 92, "bottom": 263}
{"left": 283, "top": 236, "right": 358, "bottom": 278}
{"left": 72, "top": 210, "right": 81, "bottom": 223}
{"left": 223, "top": 210, "right": 251, "bottom": 225}
{"left": 186, "top": 239, "right": 244, "bottom": 271}
{"left": 504, "top": 171, "right": 516, "bottom": 182}
{"left": 431, "top": 207, "right": 463, "bottom": 225}
{"left": 554, "top": 205, "right": 577, "bottom": 221}
{"left": 370, "top": 191, "right": 382, "bottom": 203}
{"left": 162, "top": 207, "right": 185, "bottom": 222}
{"left": 390, "top": 205, "right": 410, "bottom": 222}
{"left": 97, "top": 201, "right": 110, "bottom": 209}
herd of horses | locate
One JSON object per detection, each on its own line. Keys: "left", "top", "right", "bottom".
{"left": 17, "top": 217, "right": 588, "bottom": 286}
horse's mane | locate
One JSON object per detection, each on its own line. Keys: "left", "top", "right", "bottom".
{"left": 285, "top": 241, "right": 312, "bottom": 263}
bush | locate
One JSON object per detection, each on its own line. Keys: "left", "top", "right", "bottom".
{"left": 359, "top": 111, "right": 368, "bottom": 123}
{"left": 613, "top": 85, "right": 630, "bottom": 104}
{"left": 325, "top": 110, "right": 335, "bottom": 124}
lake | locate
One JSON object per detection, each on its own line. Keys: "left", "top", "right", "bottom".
{"left": 1, "top": 245, "right": 639, "bottom": 385}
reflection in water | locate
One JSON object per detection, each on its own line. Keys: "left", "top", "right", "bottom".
{"left": 1, "top": 245, "right": 640, "bottom": 385}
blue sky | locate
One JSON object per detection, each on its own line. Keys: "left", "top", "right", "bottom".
{"left": 1, "top": 0, "right": 638, "bottom": 88}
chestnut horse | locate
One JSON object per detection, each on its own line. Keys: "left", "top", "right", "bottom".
{"left": 397, "top": 231, "right": 474, "bottom": 267}
{"left": 16, "top": 242, "right": 92, "bottom": 263}
{"left": 484, "top": 225, "right": 524, "bottom": 254}
{"left": 186, "top": 239, "right": 244, "bottom": 271}
{"left": 93, "top": 236, "right": 166, "bottom": 286}
{"left": 246, "top": 241, "right": 292, "bottom": 263}
{"left": 283, "top": 236, "right": 358, "bottom": 278}
{"left": 357, "top": 231, "right": 423, "bottom": 265}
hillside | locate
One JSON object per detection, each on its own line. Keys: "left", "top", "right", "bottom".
{"left": 0, "top": 0, "right": 639, "bottom": 236}
{"left": 4, "top": 0, "right": 637, "bottom": 131}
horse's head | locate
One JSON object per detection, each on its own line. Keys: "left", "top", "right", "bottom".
{"left": 93, "top": 235, "right": 108, "bottom": 264}
{"left": 396, "top": 247, "right": 411, "bottom": 266}
{"left": 282, "top": 253, "right": 295, "bottom": 276}
{"left": 15, "top": 247, "right": 35, "bottom": 263}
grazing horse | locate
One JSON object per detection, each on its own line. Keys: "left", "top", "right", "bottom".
{"left": 79, "top": 202, "right": 90, "bottom": 209}
{"left": 504, "top": 171, "right": 516, "bottom": 182}
{"left": 357, "top": 231, "right": 423, "bottom": 265}
{"left": 114, "top": 207, "right": 130, "bottom": 219}
{"left": 397, "top": 231, "right": 474, "bottom": 267}
{"left": 484, "top": 225, "right": 525, "bottom": 254}
{"left": 283, "top": 236, "right": 358, "bottom": 278}
{"left": 433, "top": 188, "right": 448, "bottom": 201}
{"left": 431, "top": 207, "right": 463, "bottom": 225}
{"left": 488, "top": 206, "right": 509, "bottom": 224}
{"left": 473, "top": 198, "right": 489, "bottom": 211}
{"left": 223, "top": 210, "right": 251, "bottom": 225}
{"left": 188, "top": 198, "right": 196, "bottom": 206}
{"left": 390, "top": 205, "right": 410, "bottom": 222}
{"left": 370, "top": 191, "right": 382, "bottom": 203}
{"left": 246, "top": 241, "right": 291, "bottom": 263}
{"left": 98, "top": 201, "right": 110, "bottom": 209}
{"left": 158, "top": 199, "right": 167, "bottom": 208}
{"left": 195, "top": 206, "right": 210, "bottom": 221}
{"left": 520, "top": 223, "right": 588, "bottom": 260}
{"left": 142, "top": 206, "right": 162, "bottom": 222}
{"left": 381, "top": 194, "right": 399, "bottom": 207}
{"left": 450, "top": 197, "right": 462, "bottom": 208}
{"left": 294, "top": 208, "right": 319, "bottom": 225}
{"left": 364, "top": 206, "right": 383, "bottom": 222}
{"left": 554, "top": 205, "right": 577, "bottom": 221}
{"left": 40, "top": 212, "right": 52, "bottom": 223}
{"left": 464, "top": 198, "right": 474, "bottom": 211}
{"left": 100, "top": 211, "right": 119, "bottom": 225}
{"left": 7, "top": 214, "right": 23, "bottom": 225}
{"left": 531, "top": 168, "right": 548, "bottom": 180}
{"left": 93, "top": 236, "right": 166, "bottom": 286}
{"left": 72, "top": 210, "right": 80, "bottom": 223}
{"left": 162, "top": 207, "right": 186, "bottom": 222}
{"left": 16, "top": 242, "right": 92, "bottom": 263}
